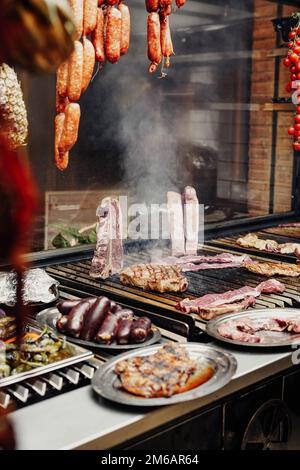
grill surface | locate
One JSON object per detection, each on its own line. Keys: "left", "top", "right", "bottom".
{"left": 46, "top": 244, "right": 300, "bottom": 331}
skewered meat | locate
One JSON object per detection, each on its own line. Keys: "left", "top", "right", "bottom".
{"left": 167, "top": 191, "right": 185, "bottom": 256}
{"left": 177, "top": 279, "right": 285, "bottom": 318}
{"left": 115, "top": 344, "right": 214, "bottom": 398}
{"left": 183, "top": 186, "right": 199, "bottom": 255}
{"left": 244, "top": 261, "right": 300, "bottom": 277}
{"left": 90, "top": 197, "right": 124, "bottom": 279}
{"left": 120, "top": 264, "right": 188, "bottom": 293}
{"left": 147, "top": 12, "right": 162, "bottom": 73}
{"left": 237, "top": 233, "right": 300, "bottom": 257}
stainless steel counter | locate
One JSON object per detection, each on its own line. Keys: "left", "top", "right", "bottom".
{"left": 11, "top": 344, "right": 295, "bottom": 450}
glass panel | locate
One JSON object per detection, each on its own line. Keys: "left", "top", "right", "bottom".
{"left": 12, "top": 0, "right": 298, "bottom": 251}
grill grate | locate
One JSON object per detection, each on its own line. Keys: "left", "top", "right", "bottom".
{"left": 46, "top": 245, "right": 300, "bottom": 331}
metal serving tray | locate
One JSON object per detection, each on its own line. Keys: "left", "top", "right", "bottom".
{"left": 0, "top": 330, "right": 93, "bottom": 388}
{"left": 206, "top": 308, "right": 300, "bottom": 348}
{"left": 37, "top": 307, "right": 161, "bottom": 350}
{"left": 92, "top": 343, "right": 237, "bottom": 407}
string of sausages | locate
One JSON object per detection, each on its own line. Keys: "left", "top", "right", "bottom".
{"left": 55, "top": 0, "right": 131, "bottom": 171}
{"left": 146, "top": 0, "right": 186, "bottom": 74}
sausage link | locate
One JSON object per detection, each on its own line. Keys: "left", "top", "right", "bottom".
{"left": 57, "top": 297, "right": 97, "bottom": 315}
{"left": 83, "top": 0, "right": 98, "bottom": 35}
{"left": 160, "top": 15, "right": 174, "bottom": 67}
{"left": 147, "top": 12, "right": 162, "bottom": 73}
{"left": 92, "top": 7, "right": 105, "bottom": 63}
{"left": 145, "top": 0, "right": 159, "bottom": 12}
{"left": 105, "top": 7, "right": 122, "bottom": 64}
{"left": 82, "top": 37, "right": 95, "bottom": 92}
{"left": 118, "top": 3, "right": 130, "bottom": 56}
{"left": 67, "top": 40, "right": 83, "bottom": 102}
{"left": 116, "top": 317, "right": 133, "bottom": 344}
{"left": 81, "top": 296, "right": 111, "bottom": 341}
{"left": 65, "top": 300, "right": 92, "bottom": 337}
{"left": 69, "top": 0, "right": 83, "bottom": 40}
{"left": 58, "top": 102, "right": 81, "bottom": 154}
{"left": 115, "top": 308, "right": 134, "bottom": 320}
{"left": 54, "top": 113, "right": 69, "bottom": 171}
{"left": 160, "top": 0, "right": 172, "bottom": 16}
{"left": 95, "top": 313, "right": 119, "bottom": 344}
{"left": 130, "top": 317, "right": 152, "bottom": 343}
{"left": 175, "top": 0, "right": 185, "bottom": 7}
{"left": 56, "top": 60, "right": 68, "bottom": 98}
{"left": 56, "top": 315, "right": 69, "bottom": 333}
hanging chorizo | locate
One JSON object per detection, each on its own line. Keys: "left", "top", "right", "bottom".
{"left": 147, "top": 12, "right": 162, "bottom": 73}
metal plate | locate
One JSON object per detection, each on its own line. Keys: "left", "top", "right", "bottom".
{"left": 92, "top": 343, "right": 237, "bottom": 406}
{"left": 206, "top": 308, "right": 300, "bottom": 348}
{"left": 0, "top": 328, "right": 93, "bottom": 388}
{"left": 36, "top": 307, "right": 161, "bottom": 350}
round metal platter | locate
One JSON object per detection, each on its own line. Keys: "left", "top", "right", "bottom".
{"left": 36, "top": 307, "right": 161, "bottom": 350}
{"left": 91, "top": 343, "right": 237, "bottom": 407}
{"left": 206, "top": 308, "right": 300, "bottom": 348}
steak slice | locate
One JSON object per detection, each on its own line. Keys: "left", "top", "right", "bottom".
{"left": 256, "top": 279, "right": 285, "bottom": 294}
{"left": 155, "top": 253, "right": 254, "bottom": 272}
{"left": 120, "top": 264, "right": 188, "bottom": 293}
{"left": 183, "top": 186, "right": 199, "bottom": 255}
{"left": 244, "top": 261, "right": 300, "bottom": 277}
{"left": 90, "top": 197, "right": 123, "bottom": 279}
{"left": 218, "top": 320, "right": 262, "bottom": 344}
{"left": 198, "top": 296, "right": 257, "bottom": 320}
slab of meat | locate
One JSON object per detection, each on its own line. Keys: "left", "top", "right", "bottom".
{"left": 237, "top": 233, "right": 300, "bottom": 257}
{"left": 167, "top": 191, "right": 185, "bottom": 257}
{"left": 176, "top": 279, "right": 285, "bottom": 319}
{"left": 256, "top": 279, "right": 285, "bottom": 294}
{"left": 183, "top": 186, "right": 199, "bottom": 256}
{"left": 120, "top": 264, "right": 188, "bottom": 293}
{"left": 244, "top": 261, "right": 300, "bottom": 277}
{"left": 218, "top": 316, "right": 300, "bottom": 344}
{"left": 218, "top": 320, "right": 262, "bottom": 344}
{"left": 90, "top": 197, "right": 123, "bottom": 279}
{"left": 114, "top": 343, "right": 213, "bottom": 398}
{"left": 199, "top": 296, "right": 257, "bottom": 321}
{"left": 154, "top": 252, "right": 253, "bottom": 272}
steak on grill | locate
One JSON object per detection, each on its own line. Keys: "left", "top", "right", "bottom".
{"left": 120, "top": 264, "right": 188, "bottom": 293}
{"left": 154, "top": 252, "right": 253, "bottom": 272}
{"left": 176, "top": 279, "right": 285, "bottom": 319}
{"left": 244, "top": 261, "right": 300, "bottom": 277}
{"left": 90, "top": 197, "right": 123, "bottom": 279}
{"left": 237, "top": 233, "right": 300, "bottom": 257}
{"left": 114, "top": 343, "right": 214, "bottom": 398}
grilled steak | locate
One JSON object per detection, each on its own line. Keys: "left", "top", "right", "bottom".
{"left": 154, "top": 252, "right": 253, "bottom": 272}
{"left": 237, "top": 233, "right": 300, "bottom": 257}
{"left": 177, "top": 279, "right": 285, "bottom": 319}
{"left": 244, "top": 261, "right": 300, "bottom": 277}
{"left": 114, "top": 343, "right": 213, "bottom": 398}
{"left": 90, "top": 197, "right": 123, "bottom": 279}
{"left": 167, "top": 191, "right": 185, "bottom": 256}
{"left": 120, "top": 264, "right": 188, "bottom": 293}
{"left": 183, "top": 186, "right": 199, "bottom": 255}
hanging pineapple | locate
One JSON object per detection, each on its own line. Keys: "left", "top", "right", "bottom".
{"left": 0, "top": 63, "right": 28, "bottom": 150}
